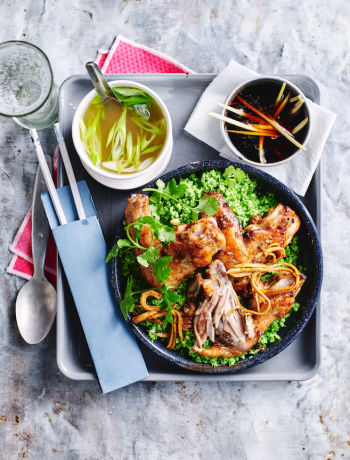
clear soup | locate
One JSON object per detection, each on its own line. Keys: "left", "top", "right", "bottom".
{"left": 80, "top": 86, "right": 167, "bottom": 174}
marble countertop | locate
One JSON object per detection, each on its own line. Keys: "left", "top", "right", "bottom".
{"left": 0, "top": 1, "right": 349, "bottom": 459}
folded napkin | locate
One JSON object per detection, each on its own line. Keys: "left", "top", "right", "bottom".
{"left": 41, "top": 181, "right": 148, "bottom": 393}
{"left": 185, "top": 60, "right": 337, "bottom": 196}
{"left": 7, "top": 34, "right": 193, "bottom": 282}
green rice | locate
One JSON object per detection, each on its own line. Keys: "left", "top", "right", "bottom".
{"left": 120, "top": 167, "right": 301, "bottom": 367}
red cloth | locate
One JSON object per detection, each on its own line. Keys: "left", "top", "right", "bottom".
{"left": 6, "top": 34, "right": 194, "bottom": 285}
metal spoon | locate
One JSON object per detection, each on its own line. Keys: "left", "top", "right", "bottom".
{"left": 85, "top": 62, "right": 149, "bottom": 118}
{"left": 85, "top": 61, "right": 122, "bottom": 107}
{"left": 16, "top": 155, "right": 57, "bottom": 344}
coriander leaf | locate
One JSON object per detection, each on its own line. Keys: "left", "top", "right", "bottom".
{"left": 160, "top": 286, "right": 181, "bottom": 329}
{"left": 137, "top": 244, "right": 159, "bottom": 267}
{"left": 163, "top": 305, "right": 173, "bottom": 330}
{"left": 192, "top": 196, "right": 220, "bottom": 216}
{"left": 224, "top": 165, "right": 245, "bottom": 183}
{"left": 224, "top": 165, "right": 236, "bottom": 178}
{"left": 152, "top": 221, "right": 176, "bottom": 244}
{"left": 105, "top": 239, "right": 132, "bottom": 262}
{"left": 135, "top": 216, "right": 155, "bottom": 226}
{"left": 153, "top": 256, "right": 172, "bottom": 284}
{"left": 148, "top": 202, "right": 161, "bottom": 219}
{"left": 119, "top": 277, "right": 136, "bottom": 319}
{"left": 162, "top": 178, "right": 186, "bottom": 200}
{"left": 224, "top": 177, "right": 236, "bottom": 188}
{"left": 156, "top": 179, "right": 166, "bottom": 191}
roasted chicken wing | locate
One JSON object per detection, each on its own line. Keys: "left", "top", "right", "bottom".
{"left": 201, "top": 192, "right": 247, "bottom": 268}
{"left": 125, "top": 195, "right": 226, "bottom": 288}
{"left": 244, "top": 204, "right": 300, "bottom": 263}
{"left": 125, "top": 194, "right": 163, "bottom": 287}
{"left": 164, "top": 217, "right": 226, "bottom": 287}
{"left": 191, "top": 260, "right": 305, "bottom": 358}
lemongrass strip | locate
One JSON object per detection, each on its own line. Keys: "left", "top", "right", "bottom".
{"left": 208, "top": 112, "right": 257, "bottom": 131}
{"left": 251, "top": 124, "right": 279, "bottom": 131}
{"left": 273, "top": 91, "right": 291, "bottom": 119}
{"left": 273, "top": 82, "right": 286, "bottom": 110}
{"left": 292, "top": 117, "right": 309, "bottom": 135}
{"left": 235, "top": 95, "right": 307, "bottom": 151}
{"left": 219, "top": 103, "right": 269, "bottom": 124}
{"left": 227, "top": 130, "right": 280, "bottom": 137}
{"left": 259, "top": 136, "right": 266, "bottom": 164}
{"left": 290, "top": 94, "right": 301, "bottom": 103}
{"left": 290, "top": 99, "right": 305, "bottom": 115}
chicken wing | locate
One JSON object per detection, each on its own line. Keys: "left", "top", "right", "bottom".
{"left": 191, "top": 260, "right": 305, "bottom": 358}
{"left": 125, "top": 195, "right": 226, "bottom": 288}
{"left": 125, "top": 194, "right": 163, "bottom": 287}
{"left": 164, "top": 217, "right": 226, "bottom": 287}
{"left": 244, "top": 204, "right": 300, "bottom": 263}
{"left": 201, "top": 192, "right": 247, "bottom": 268}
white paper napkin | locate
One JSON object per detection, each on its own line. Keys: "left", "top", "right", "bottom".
{"left": 185, "top": 60, "right": 337, "bottom": 196}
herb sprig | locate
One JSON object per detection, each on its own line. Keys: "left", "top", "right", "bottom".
{"left": 106, "top": 216, "right": 175, "bottom": 266}
{"left": 106, "top": 216, "right": 179, "bottom": 327}
{"left": 144, "top": 178, "right": 220, "bottom": 220}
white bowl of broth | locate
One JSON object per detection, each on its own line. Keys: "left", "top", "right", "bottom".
{"left": 72, "top": 80, "right": 173, "bottom": 189}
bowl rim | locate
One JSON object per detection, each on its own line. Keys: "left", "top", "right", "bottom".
{"left": 220, "top": 76, "right": 312, "bottom": 167}
{"left": 71, "top": 79, "right": 173, "bottom": 181}
{"left": 110, "top": 160, "right": 323, "bottom": 373}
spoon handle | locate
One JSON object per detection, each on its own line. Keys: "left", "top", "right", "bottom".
{"left": 85, "top": 61, "right": 121, "bottom": 104}
{"left": 32, "top": 155, "right": 52, "bottom": 279}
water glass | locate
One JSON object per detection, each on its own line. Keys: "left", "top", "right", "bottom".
{"left": 0, "top": 41, "right": 58, "bottom": 130}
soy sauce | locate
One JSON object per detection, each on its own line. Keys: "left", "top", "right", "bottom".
{"left": 225, "top": 81, "right": 308, "bottom": 164}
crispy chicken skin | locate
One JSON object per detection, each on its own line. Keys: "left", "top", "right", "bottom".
{"left": 203, "top": 194, "right": 300, "bottom": 268}
{"left": 191, "top": 260, "right": 305, "bottom": 358}
{"left": 124, "top": 195, "right": 226, "bottom": 288}
{"left": 164, "top": 217, "right": 226, "bottom": 287}
{"left": 244, "top": 204, "right": 300, "bottom": 263}
{"left": 201, "top": 192, "right": 247, "bottom": 268}
{"left": 125, "top": 194, "right": 163, "bottom": 287}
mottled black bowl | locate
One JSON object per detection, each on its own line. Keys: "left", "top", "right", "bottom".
{"left": 111, "top": 161, "right": 323, "bottom": 373}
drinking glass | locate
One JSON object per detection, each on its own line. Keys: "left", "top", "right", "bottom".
{"left": 0, "top": 41, "right": 58, "bottom": 130}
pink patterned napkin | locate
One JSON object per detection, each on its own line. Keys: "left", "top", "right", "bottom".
{"left": 6, "top": 35, "right": 194, "bottom": 285}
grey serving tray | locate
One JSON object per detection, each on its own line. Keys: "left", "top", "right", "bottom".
{"left": 57, "top": 73, "right": 321, "bottom": 382}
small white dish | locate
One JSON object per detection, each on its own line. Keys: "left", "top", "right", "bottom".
{"left": 72, "top": 80, "right": 173, "bottom": 189}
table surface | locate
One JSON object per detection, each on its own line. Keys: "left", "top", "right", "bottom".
{"left": 0, "top": 2, "right": 347, "bottom": 459}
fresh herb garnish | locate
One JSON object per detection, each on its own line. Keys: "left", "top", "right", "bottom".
{"left": 223, "top": 165, "right": 245, "bottom": 187}
{"left": 106, "top": 216, "right": 175, "bottom": 265}
{"left": 144, "top": 178, "right": 220, "bottom": 221}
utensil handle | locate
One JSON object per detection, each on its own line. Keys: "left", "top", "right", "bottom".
{"left": 29, "top": 129, "right": 67, "bottom": 226}
{"left": 31, "top": 155, "right": 52, "bottom": 278}
{"left": 54, "top": 123, "right": 86, "bottom": 220}
{"left": 85, "top": 61, "right": 120, "bottom": 104}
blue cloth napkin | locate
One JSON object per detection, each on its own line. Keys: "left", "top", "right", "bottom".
{"left": 41, "top": 181, "right": 148, "bottom": 393}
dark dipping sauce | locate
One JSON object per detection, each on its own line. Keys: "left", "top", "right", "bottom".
{"left": 225, "top": 81, "right": 308, "bottom": 164}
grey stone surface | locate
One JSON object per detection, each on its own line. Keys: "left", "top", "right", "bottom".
{"left": 0, "top": 1, "right": 349, "bottom": 459}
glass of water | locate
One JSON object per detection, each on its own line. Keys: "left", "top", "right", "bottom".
{"left": 0, "top": 41, "right": 58, "bottom": 130}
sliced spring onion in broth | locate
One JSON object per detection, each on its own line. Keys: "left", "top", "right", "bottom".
{"left": 79, "top": 120, "right": 87, "bottom": 142}
{"left": 85, "top": 107, "right": 103, "bottom": 140}
{"left": 111, "top": 129, "right": 125, "bottom": 162}
{"left": 88, "top": 131, "right": 102, "bottom": 166}
{"left": 133, "top": 135, "right": 141, "bottom": 167}
{"left": 140, "top": 131, "right": 156, "bottom": 150}
{"left": 106, "top": 122, "right": 117, "bottom": 147}
{"left": 131, "top": 116, "right": 164, "bottom": 135}
{"left": 81, "top": 87, "right": 167, "bottom": 174}
{"left": 141, "top": 144, "right": 163, "bottom": 155}
{"left": 126, "top": 132, "right": 133, "bottom": 165}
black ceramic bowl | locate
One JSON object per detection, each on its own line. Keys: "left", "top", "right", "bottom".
{"left": 111, "top": 160, "right": 323, "bottom": 373}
